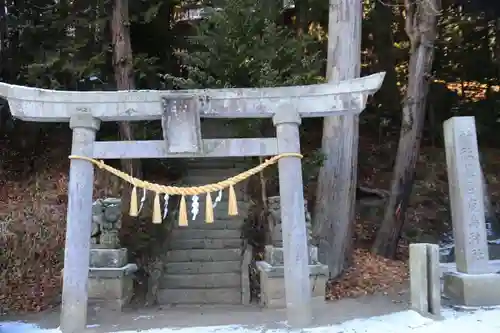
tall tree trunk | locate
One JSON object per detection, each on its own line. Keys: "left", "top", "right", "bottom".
{"left": 372, "top": 0, "right": 441, "bottom": 258}
{"left": 112, "top": 0, "right": 169, "bottom": 307}
{"left": 313, "top": 0, "right": 362, "bottom": 279}
{"left": 0, "top": 0, "right": 6, "bottom": 86}
{"left": 295, "top": 0, "right": 310, "bottom": 33}
{"left": 372, "top": 0, "right": 401, "bottom": 120}
{"left": 112, "top": 0, "right": 142, "bottom": 178}
{"left": 495, "top": 19, "right": 500, "bottom": 83}
{"left": 111, "top": 0, "right": 144, "bottom": 243}
{"left": 0, "top": 0, "right": 6, "bottom": 55}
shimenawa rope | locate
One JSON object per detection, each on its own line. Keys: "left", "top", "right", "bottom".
{"left": 68, "top": 153, "right": 302, "bottom": 226}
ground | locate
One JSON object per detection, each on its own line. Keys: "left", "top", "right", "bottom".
{"left": 2, "top": 284, "right": 409, "bottom": 332}
{"left": 2, "top": 301, "right": 500, "bottom": 333}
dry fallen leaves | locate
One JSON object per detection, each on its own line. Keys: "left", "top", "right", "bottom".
{"left": 0, "top": 167, "right": 67, "bottom": 314}
{"left": 326, "top": 249, "right": 409, "bottom": 300}
{"left": 0, "top": 161, "right": 111, "bottom": 314}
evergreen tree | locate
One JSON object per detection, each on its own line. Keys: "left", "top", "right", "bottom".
{"left": 167, "top": 0, "right": 324, "bottom": 89}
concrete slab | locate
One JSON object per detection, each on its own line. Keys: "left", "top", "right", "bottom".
{"left": 443, "top": 271, "right": 500, "bottom": 306}
{"left": 4, "top": 286, "right": 410, "bottom": 332}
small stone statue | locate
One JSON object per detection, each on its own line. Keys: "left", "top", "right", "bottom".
{"left": 267, "top": 196, "right": 282, "bottom": 247}
{"left": 91, "top": 197, "right": 122, "bottom": 249}
{"left": 267, "top": 196, "right": 312, "bottom": 247}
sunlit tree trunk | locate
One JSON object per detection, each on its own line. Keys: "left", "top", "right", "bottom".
{"left": 372, "top": 0, "right": 441, "bottom": 258}
{"left": 313, "top": 0, "right": 362, "bottom": 279}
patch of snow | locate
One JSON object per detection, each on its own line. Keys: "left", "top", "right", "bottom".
{"left": 119, "top": 325, "right": 261, "bottom": 333}
{"left": 133, "top": 316, "right": 155, "bottom": 321}
{"left": 0, "top": 322, "right": 60, "bottom": 333}
{"left": 488, "top": 238, "right": 500, "bottom": 245}
{"left": 2, "top": 307, "right": 500, "bottom": 333}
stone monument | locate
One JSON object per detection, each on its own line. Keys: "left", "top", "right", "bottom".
{"left": 256, "top": 196, "right": 328, "bottom": 308}
{"left": 88, "top": 198, "right": 137, "bottom": 310}
{"left": 442, "top": 116, "right": 500, "bottom": 306}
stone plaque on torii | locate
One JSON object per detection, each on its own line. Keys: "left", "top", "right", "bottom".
{"left": 0, "top": 72, "right": 384, "bottom": 332}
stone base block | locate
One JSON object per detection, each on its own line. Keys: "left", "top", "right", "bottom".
{"left": 443, "top": 271, "right": 500, "bottom": 306}
{"left": 88, "top": 274, "right": 133, "bottom": 300}
{"left": 88, "top": 263, "right": 137, "bottom": 311}
{"left": 88, "top": 297, "right": 130, "bottom": 312}
{"left": 256, "top": 261, "right": 328, "bottom": 308}
{"left": 264, "top": 245, "right": 319, "bottom": 266}
{"left": 90, "top": 248, "right": 127, "bottom": 268}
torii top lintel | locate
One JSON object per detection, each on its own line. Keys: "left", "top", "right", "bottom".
{"left": 0, "top": 72, "right": 385, "bottom": 122}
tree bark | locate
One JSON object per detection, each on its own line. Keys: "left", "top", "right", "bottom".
{"left": 372, "top": 0, "right": 441, "bottom": 258}
{"left": 111, "top": 0, "right": 143, "bottom": 239}
{"left": 482, "top": 168, "right": 500, "bottom": 239}
{"left": 295, "top": 0, "right": 310, "bottom": 34}
{"left": 0, "top": 0, "right": 6, "bottom": 56}
{"left": 495, "top": 19, "right": 500, "bottom": 83}
{"left": 112, "top": 0, "right": 142, "bottom": 178}
{"left": 372, "top": 0, "right": 401, "bottom": 119}
{"left": 313, "top": 0, "right": 362, "bottom": 279}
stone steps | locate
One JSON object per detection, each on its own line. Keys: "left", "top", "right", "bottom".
{"left": 158, "top": 288, "right": 242, "bottom": 305}
{"left": 183, "top": 159, "right": 247, "bottom": 167}
{"left": 169, "top": 238, "right": 243, "bottom": 250}
{"left": 179, "top": 179, "right": 247, "bottom": 200}
{"left": 160, "top": 163, "right": 250, "bottom": 306}
{"left": 166, "top": 249, "right": 242, "bottom": 262}
{"left": 172, "top": 218, "right": 244, "bottom": 230}
{"left": 161, "top": 272, "right": 241, "bottom": 289}
{"left": 184, "top": 168, "right": 247, "bottom": 178}
{"left": 176, "top": 201, "right": 249, "bottom": 223}
{"left": 170, "top": 228, "right": 242, "bottom": 240}
{"left": 182, "top": 157, "right": 248, "bottom": 168}
{"left": 165, "top": 261, "right": 242, "bottom": 274}
{"left": 182, "top": 175, "right": 248, "bottom": 185}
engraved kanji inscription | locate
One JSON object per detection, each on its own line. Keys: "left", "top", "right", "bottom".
{"left": 471, "top": 248, "right": 486, "bottom": 261}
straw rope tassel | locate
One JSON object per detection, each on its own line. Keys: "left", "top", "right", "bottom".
{"left": 205, "top": 192, "right": 214, "bottom": 223}
{"left": 67, "top": 153, "right": 303, "bottom": 224}
{"left": 228, "top": 185, "right": 238, "bottom": 216}
{"left": 178, "top": 195, "right": 188, "bottom": 226}
{"left": 152, "top": 192, "right": 162, "bottom": 224}
{"left": 129, "top": 186, "right": 139, "bottom": 216}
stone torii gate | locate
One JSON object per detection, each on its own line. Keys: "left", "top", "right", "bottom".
{"left": 0, "top": 72, "right": 384, "bottom": 332}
